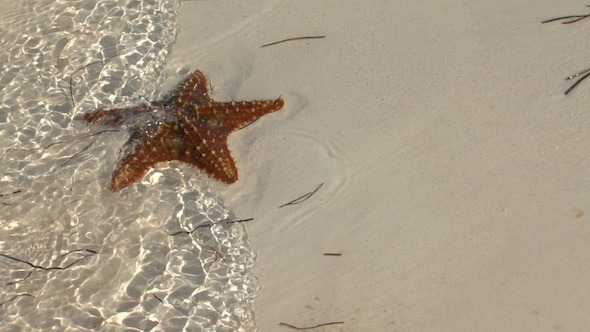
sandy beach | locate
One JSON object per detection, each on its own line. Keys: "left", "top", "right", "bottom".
{"left": 171, "top": 1, "right": 590, "bottom": 330}
{"left": 1, "top": 0, "right": 589, "bottom": 330}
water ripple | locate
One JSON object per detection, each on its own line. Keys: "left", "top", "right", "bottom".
{"left": 0, "top": 1, "right": 259, "bottom": 330}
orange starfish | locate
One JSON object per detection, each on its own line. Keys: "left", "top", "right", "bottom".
{"left": 83, "top": 69, "right": 284, "bottom": 191}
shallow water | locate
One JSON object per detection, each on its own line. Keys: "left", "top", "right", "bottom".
{"left": 0, "top": 1, "right": 258, "bottom": 330}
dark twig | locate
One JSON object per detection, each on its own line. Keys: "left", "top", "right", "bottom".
{"left": 42, "top": 129, "right": 119, "bottom": 152}
{"left": 0, "top": 293, "right": 35, "bottom": 307}
{"left": 542, "top": 14, "right": 590, "bottom": 24}
{"left": 279, "top": 183, "right": 324, "bottom": 208}
{"left": 279, "top": 321, "right": 345, "bottom": 330}
{"left": 203, "top": 246, "right": 226, "bottom": 272}
{"left": 0, "top": 249, "right": 97, "bottom": 270}
{"left": 69, "top": 60, "right": 102, "bottom": 107}
{"left": 170, "top": 218, "right": 253, "bottom": 236}
{"left": 261, "top": 36, "right": 326, "bottom": 48}
{"left": 0, "top": 249, "right": 98, "bottom": 285}
{"left": 323, "top": 253, "right": 342, "bottom": 256}
{"left": 543, "top": 10, "right": 590, "bottom": 94}
{"left": 69, "top": 55, "right": 118, "bottom": 107}
{"left": 0, "top": 190, "right": 21, "bottom": 197}
{"left": 565, "top": 71, "right": 590, "bottom": 95}
{"left": 60, "top": 141, "right": 95, "bottom": 167}
{"left": 566, "top": 67, "right": 590, "bottom": 80}
{"left": 0, "top": 189, "right": 21, "bottom": 205}
{"left": 6, "top": 271, "right": 34, "bottom": 286}
{"left": 61, "top": 248, "right": 98, "bottom": 255}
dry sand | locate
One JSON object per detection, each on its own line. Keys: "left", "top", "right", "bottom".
{"left": 170, "top": 1, "right": 590, "bottom": 330}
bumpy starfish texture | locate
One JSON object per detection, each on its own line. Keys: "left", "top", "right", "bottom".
{"left": 84, "top": 69, "right": 284, "bottom": 191}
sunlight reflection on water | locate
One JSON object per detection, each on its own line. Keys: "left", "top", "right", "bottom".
{"left": 0, "top": 1, "right": 258, "bottom": 330}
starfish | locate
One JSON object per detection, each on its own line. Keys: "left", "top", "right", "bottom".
{"left": 83, "top": 69, "right": 284, "bottom": 191}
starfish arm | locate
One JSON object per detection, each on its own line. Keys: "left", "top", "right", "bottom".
{"left": 166, "top": 69, "right": 211, "bottom": 109}
{"left": 83, "top": 69, "right": 284, "bottom": 190}
{"left": 84, "top": 103, "right": 152, "bottom": 126}
{"left": 199, "top": 97, "right": 284, "bottom": 133}
{"left": 110, "top": 124, "right": 183, "bottom": 191}
{"left": 180, "top": 119, "right": 239, "bottom": 183}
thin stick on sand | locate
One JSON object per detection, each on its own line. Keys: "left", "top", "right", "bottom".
{"left": 278, "top": 321, "right": 345, "bottom": 330}
{"left": 261, "top": 36, "right": 326, "bottom": 48}
{"left": 279, "top": 183, "right": 324, "bottom": 209}
{"left": 543, "top": 9, "right": 590, "bottom": 94}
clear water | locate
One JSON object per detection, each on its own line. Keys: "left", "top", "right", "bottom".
{"left": 0, "top": 1, "right": 258, "bottom": 330}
